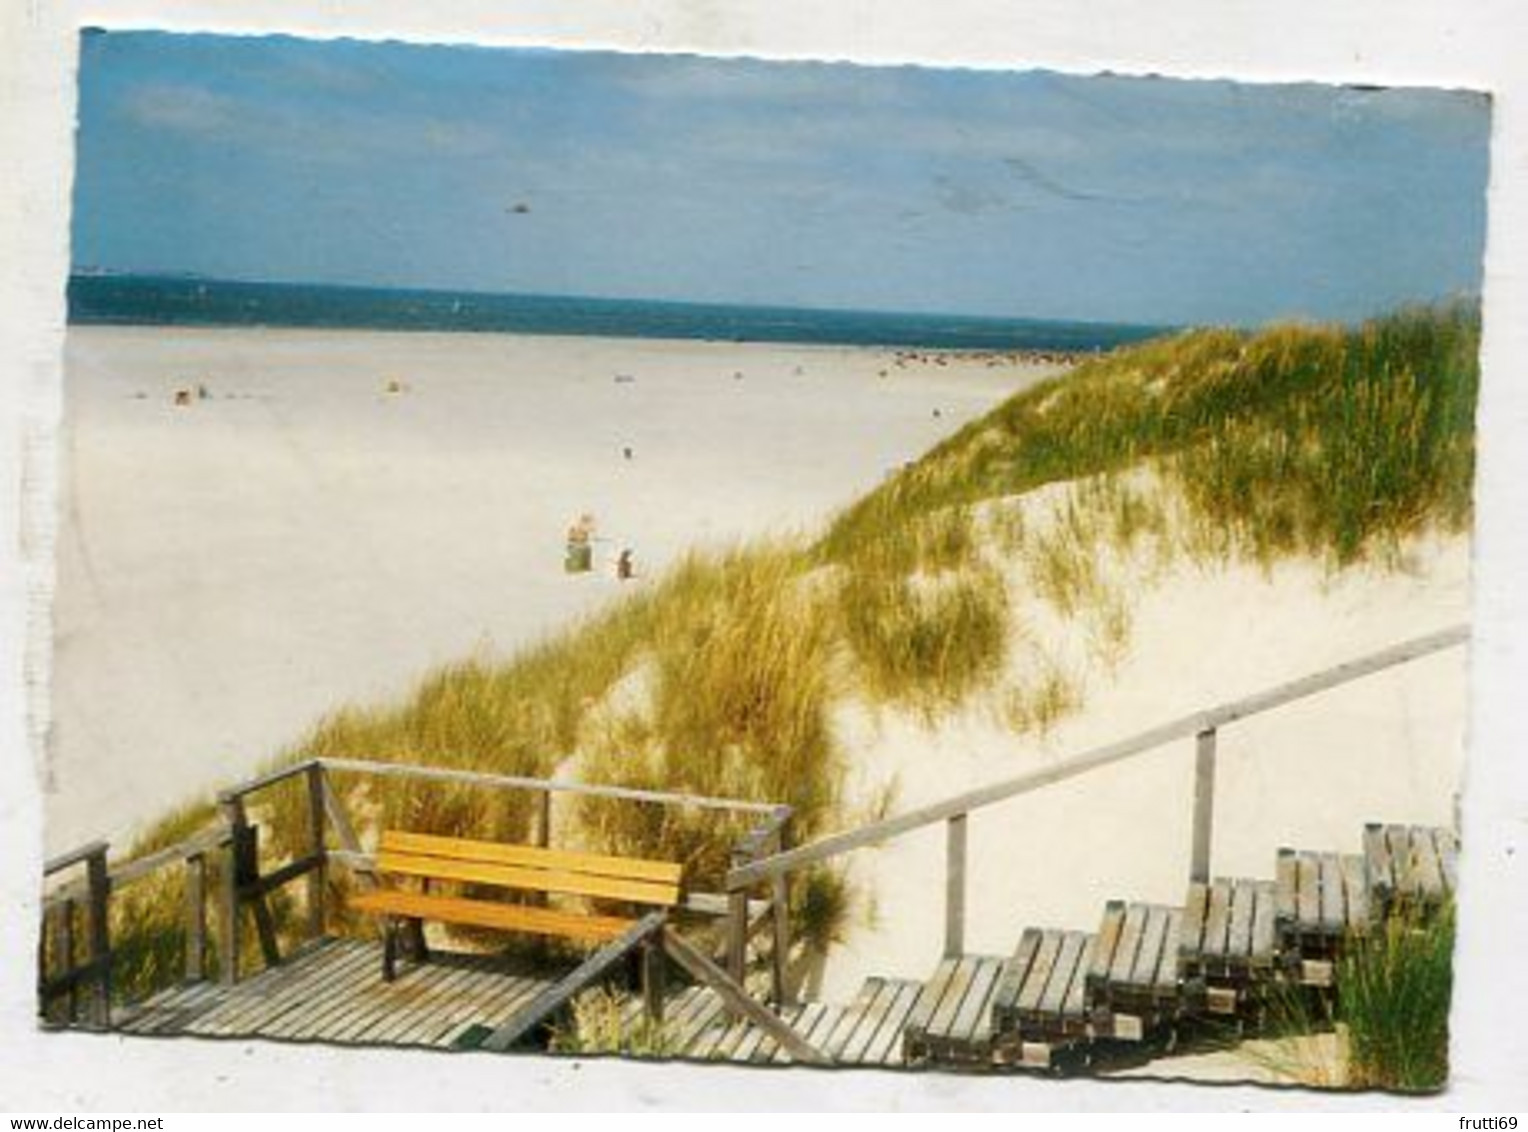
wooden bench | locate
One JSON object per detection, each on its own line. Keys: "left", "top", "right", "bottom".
{"left": 350, "top": 830, "right": 684, "bottom": 981}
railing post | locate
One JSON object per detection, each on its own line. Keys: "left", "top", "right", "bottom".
{"left": 184, "top": 851, "right": 207, "bottom": 982}
{"left": 1190, "top": 727, "right": 1217, "bottom": 885}
{"left": 57, "top": 899, "right": 77, "bottom": 1022}
{"left": 35, "top": 900, "right": 55, "bottom": 1022}
{"left": 84, "top": 844, "right": 111, "bottom": 1028}
{"left": 769, "top": 815, "right": 793, "bottom": 1007}
{"left": 726, "top": 846, "right": 749, "bottom": 986}
{"left": 306, "top": 763, "right": 327, "bottom": 941}
{"left": 534, "top": 790, "right": 552, "bottom": 849}
{"left": 218, "top": 797, "right": 244, "bottom": 985}
{"left": 641, "top": 927, "right": 666, "bottom": 1024}
{"left": 945, "top": 813, "right": 968, "bottom": 958}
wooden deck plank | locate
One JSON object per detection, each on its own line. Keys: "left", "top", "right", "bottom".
{"left": 1017, "top": 932, "right": 1062, "bottom": 1016}
{"left": 782, "top": 1003, "right": 841, "bottom": 1064}
{"left": 1410, "top": 826, "right": 1446, "bottom": 902}
{"left": 1155, "top": 909, "right": 1182, "bottom": 991}
{"left": 675, "top": 990, "right": 728, "bottom": 1055}
{"left": 263, "top": 945, "right": 405, "bottom": 1040}
{"left": 364, "top": 959, "right": 518, "bottom": 1046}
{"left": 660, "top": 988, "right": 715, "bottom": 1054}
{"left": 269, "top": 948, "right": 394, "bottom": 1040}
{"left": 874, "top": 984, "right": 925, "bottom": 1067}
{"left": 432, "top": 974, "right": 548, "bottom": 1048}
{"left": 861, "top": 982, "right": 921, "bottom": 1066}
{"left": 678, "top": 995, "right": 732, "bottom": 1058}
{"left": 926, "top": 956, "right": 982, "bottom": 1040}
{"left": 1179, "top": 883, "right": 1208, "bottom": 963}
{"left": 1039, "top": 934, "right": 1084, "bottom": 1016}
{"left": 1437, "top": 828, "right": 1460, "bottom": 895}
{"left": 1090, "top": 903, "right": 1125, "bottom": 984}
{"left": 1318, "top": 854, "right": 1345, "bottom": 932}
{"left": 823, "top": 979, "right": 884, "bottom": 1059}
{"left": 946, "top": 957, "right": 1004, "bottom": 1046}
{"left": 120, "top": 979, "right": 228, "bottom": 1035}
{"left": 326, "top": 955, "right": 483, "bottom": 1044}
{"left": 683, "top": 1011, "right": 734, "bottom": 1060}
{"left": 731, "top": 1014, "right": 775, "bottom": 1063}
{"left": 1296, "top": 855, "right": 1321, "bottom": 929}
{"left": 965, "top": 958, "right": 1006, "bottom": 1050}
{"left": 1130, "top": 907, "right": 1168, "bottom": 989}
{"left": 1203, "top": 883, "right": 1232, "bottom": 960}
{"left": 187, "top": 940, "right": 373, "bottom": 1036}
{"left": 1063, "top": 938, "right": 1096, "bottom": 1020}
{"left": 708, "top": 1011, "right": 756, "bottom": 1062}
{"left": 1340, "top": 855, "right": 1371, "bottom": 931}
{"left": 813, "top": 989, "right": 870, "bottom": 1061}
{"left": 1386, "top": 826, "right": 1416, "bottom": 899}
{"left": 837, "top": 980, "right": 899, "bottom": 1064}
{"left": 771, "top": 1002, "right": 826, "bottom": 1064}
{"left": 747, "top": 1002, "right": 804, "bottom": 1064}
{"left": 1227, "top": 884, "right": 1255, "bottom": 960}
{"left": 1275, "top": 848, "right": 1298, "bottom": 923}
{"left": 904, "top": 957, "right": 961, "bottom": 1038}
{"left": 663, "top": 985, "right": 712, "bottom": 1041}
{"left": 1250, "top": 881, "right": 1278, "bottom": 965}
{"left": 178, "top": 940, "right": 359, "bottom": 1034}
{"left": 991, "top": 928, "right": 1042, "bottom": 1025}
{"left": 1364, "top": 824, "right": 1394, "bottom": 898}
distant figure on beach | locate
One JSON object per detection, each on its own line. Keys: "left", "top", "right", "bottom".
{"left": 565, "top": 513, "right": 596, "bottom": 574}
{"left": 623, "top": 446, "right": 633, "bottom": 460}
{"left": 617, "top": 548, "right": 634, "bottom": 581}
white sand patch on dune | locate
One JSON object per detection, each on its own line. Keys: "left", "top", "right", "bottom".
{"left": 816, "top": 501, "right": 1469, "bottom": 1001}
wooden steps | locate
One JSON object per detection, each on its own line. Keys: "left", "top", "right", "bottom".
{"left": 100, "top": 818, "right": 1460, "bottom": 1078}
{"left": 1179, "top": 879, "right": 1278, "bottom": 1015}
{"left": 1364, "top": 823, "right": 1458, "bottom": 911}
{"left": 1275, "top": 849, "right": 1370, "bottom": 985}
{"left": 900, "top": 955, "right": 1007, "bottom": 1065}
{"left": 673, "top": 977, "right": 923, "bottom": 1066}
{"left": 988, "top": 929, "right": 1095, "bottom": 1069}
{"left": 1087, "top": 902, "right": 1183, "bottom": 1041}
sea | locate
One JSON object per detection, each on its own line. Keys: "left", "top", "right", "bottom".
{"left": 67, "top": 273, "right": 1169, "bottom": 353}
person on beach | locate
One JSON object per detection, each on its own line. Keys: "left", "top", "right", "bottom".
{"left": 617, "top": 548, "right": 634, "bottom": 581}
{"left": 565, "top": 513, "right": 596, "bottom": 574}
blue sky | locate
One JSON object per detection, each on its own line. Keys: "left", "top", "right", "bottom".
{"left": 71, "top": 31, "right": 1491, "bottom": 326}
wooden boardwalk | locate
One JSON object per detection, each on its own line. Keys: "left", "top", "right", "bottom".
{"left": 80, "top": 815, "right": 1459, "bottom": 1074}
{"left": 116, "top": 936, "right": 929, "bottom": 1067}
{"left": 120, "top": 939, "right": 555, "bottom": 1050}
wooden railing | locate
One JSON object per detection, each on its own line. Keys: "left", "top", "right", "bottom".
{"left": 725, "top": 624, "right": 1470, "bottom": 959}
{"left": 38, "top": 756, "right": 795, "bottom": 1025}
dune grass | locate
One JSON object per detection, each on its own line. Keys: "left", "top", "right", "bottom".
{"left": 547, "top": 987, "right": 684, "bottom": 1058}
{"left": 1257, "top": 899, "right": 1455, "bottom": 1092}
{"left": 94, "top": 303, "right": 1479, "bottom": 1008}
{"left": 1337, "top": 900, "right": 1455, "bottom": 1092}
{"left": 822, "top": 302, "right": 1479, "bottom": 570}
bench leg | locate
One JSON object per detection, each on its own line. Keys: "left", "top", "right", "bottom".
{"left": 383, "top": 918, "right": 398, "bottom": 982}
{"left": 407, "top": 918, "right": 429, "bottom": 963}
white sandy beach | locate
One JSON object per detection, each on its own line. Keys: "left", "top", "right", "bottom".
{"left": 48, "top": 325, "right": 1058, "bottom": 852}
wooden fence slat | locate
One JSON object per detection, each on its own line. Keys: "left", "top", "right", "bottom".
{"left": 184, "top": 852, "right": 206, "bottom": 982}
